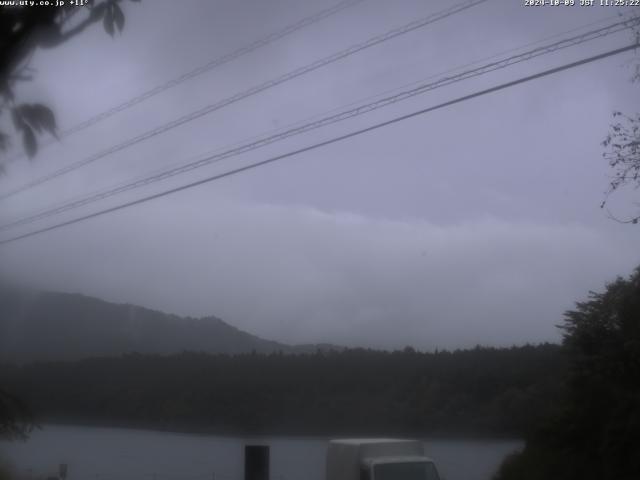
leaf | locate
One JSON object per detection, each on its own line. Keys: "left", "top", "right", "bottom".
{"left": 20, "top": 104, "right": 57, "bottom": 137}
{"left": 0, "top": 130, "right": 9, "bottom": 151}
{"left": 21, "top": 109, "right": 42, "bottom": 134}
{"left": 22, "top": 126, "right": 37, "bottom": 159}
{"left": 113, "top": 3, "right": 125, "bottom": 32}
{"left": 11, "top": 108, "right": 26, "bottom": 131}
{"left": 103, "top": 7, "right": 115, "bottom": 37}
{"left": 89, "top": 2, "right": 108, "bottom": 21}
{"left": 37, "top": 105, "right": 57, "bottom": 137}
{"left": 0, "top": 79, "right": 14, "bottom": 101}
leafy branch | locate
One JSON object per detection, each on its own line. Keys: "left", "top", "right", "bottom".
{"left": 0, "top": 0, "right": 138, "bottom": 168}
{"left": 601, "top": 111, "right": 640, "bottom": 224}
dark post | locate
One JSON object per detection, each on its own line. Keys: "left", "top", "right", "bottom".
{"left": 244, "top": 445, "right": 269, "bottom": 480}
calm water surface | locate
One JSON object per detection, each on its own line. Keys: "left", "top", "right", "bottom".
{"left": 1, "top": 425, "right": 523, "bottom": 480}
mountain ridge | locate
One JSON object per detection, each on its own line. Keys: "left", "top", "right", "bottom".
{"left": 0, "top": 287, "right": 341, "bottom": 363}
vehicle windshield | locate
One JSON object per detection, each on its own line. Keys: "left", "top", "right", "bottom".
{"left": 373, "top": 461, "right": 440, "bottom": 480}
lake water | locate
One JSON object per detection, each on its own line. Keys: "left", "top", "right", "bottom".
{"left": 1, "top": 425, "right": 523, "bottom": 480}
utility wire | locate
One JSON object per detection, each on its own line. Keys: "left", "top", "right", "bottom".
{"left": 0, "top": 0, "right": 365, "bottom": 163}
{"left": 1, "top": 15, "right": 637, "bottom": 232}
{"left": 295, "top": 11, "right": 636, "bottom": 125}
{"left": 0, "top": 42, "right": 636, "bottom": 247}
{"left": 0, "top": 0, "right": 488, "bottom": 201}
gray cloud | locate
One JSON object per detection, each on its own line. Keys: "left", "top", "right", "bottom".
{"left": 1, "top": 0, "right": 639, "bottom": 349}
{"left": 2, "top": 195, "right": 637, "bottom": 349}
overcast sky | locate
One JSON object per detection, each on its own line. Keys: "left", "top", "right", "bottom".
{"left": 1, "top": 0, "right": 639, "bottom": 350}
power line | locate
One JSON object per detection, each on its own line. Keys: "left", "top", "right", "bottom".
{"left": 2, "top": 15, "right": 637, "bottom": 232}
{"left": 2, "top": 16, "right": 636, "bottom": 231}
{"left": 1, "top": 42, "right": 636, "bottom": 247}
{"left": 0, "top": 0, "right": 365, "bottom": 163}
{"left": 296, "top": 11, "right": 635, "bottom": 123}
{"left": 0, "top": 0, "right": 488, "bottom": 200}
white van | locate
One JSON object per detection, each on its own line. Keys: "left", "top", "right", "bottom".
{"left": 326, "top": 439, "right": 441, "bottom": 480}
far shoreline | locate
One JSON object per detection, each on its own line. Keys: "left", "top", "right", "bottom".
{"left": 21, "top": 419, "right": 525, "bottom": 443}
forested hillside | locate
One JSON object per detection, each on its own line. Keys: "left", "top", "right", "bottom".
{"left": 0, "top": 288, "right": 335, "bottom": 362}
{"left": 0, "top": 344, "right": 564, "bottom": 436}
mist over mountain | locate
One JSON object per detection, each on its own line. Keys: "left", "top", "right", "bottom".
{"left": 0, "top": 287, "right": 338, "bottom": 363}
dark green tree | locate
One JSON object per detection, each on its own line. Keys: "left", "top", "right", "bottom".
{"left": 496, "top": 267, "right": 640, "bottom": 480}
{"left": 0, "top": 388, "right": 33, "bottom": 440}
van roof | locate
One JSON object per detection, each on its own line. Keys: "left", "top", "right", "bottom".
{"left": 329, "top": 438, "right": 419, "bottom": 445}
{"left": 361, "top": 455, "right": 435, "bottom": 466}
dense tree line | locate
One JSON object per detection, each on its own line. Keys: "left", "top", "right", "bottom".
{"left": 496, "top": 267, "right": 640, "bottom": 480}
{"left": 0, "top": 344, "right": 564, "bottom": 437}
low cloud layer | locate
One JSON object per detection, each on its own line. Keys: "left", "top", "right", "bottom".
{"left": 1, "top": 0, "right": 639, "bottom": 351}
{"left": 2, "top": 196, "right": 637, "bottom": 350}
